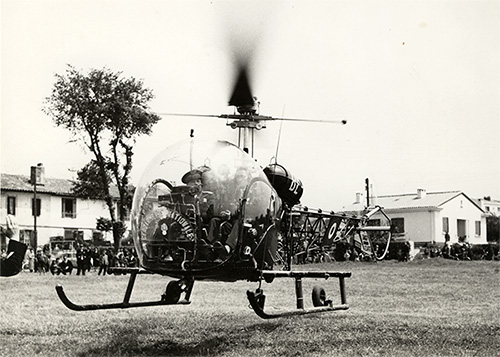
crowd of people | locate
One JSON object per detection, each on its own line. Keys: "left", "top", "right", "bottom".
{"left": 437, "top": 241, "right": 498, "bottom": 261}
{"left": 292, "top": 238, "right": 499, "bottom": 264}
{"left": 18, "top": 245, "right": 139, "bottom": 276}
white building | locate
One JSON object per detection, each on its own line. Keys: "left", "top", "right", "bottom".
{"left": 474, "top": 197, "right": 500, "bottom": 217}
{"left": 343, "top": 189, "right": 487, "bottom": 245}
{"left": 0, "top": 172, "right": 119, "bottom": 247}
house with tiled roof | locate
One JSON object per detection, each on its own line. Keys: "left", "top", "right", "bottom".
{"left": 1, "top": 169, "right": 119, "bottom": 248}
{"left": 343, "top": 189, "right": 487, "bottom": 245}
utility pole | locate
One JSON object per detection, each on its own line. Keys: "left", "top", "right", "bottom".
{"left": 30, "top": 163, "right": 45, "bottom": 250}
{"left": 365, "top": 178, "right": 370, "bottom": 209}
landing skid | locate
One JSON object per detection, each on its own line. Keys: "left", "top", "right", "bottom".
{"left": 55, "top": 268, "right": 193, "bottom": 311}
{"left": 247, "top": 270, "right": 351, "bottom": 319}
{"left": 55, "top": 267, "right": 351, "bottom": 318}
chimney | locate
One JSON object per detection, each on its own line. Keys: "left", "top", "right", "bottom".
{"left": 30, "top": 163, "right": 45, "bottom": 185}
{"left": 355, "top": 192, "right": 363, "bottom": 204}
{"left": 417, "top": 188, "right": 426, "bottom": 199}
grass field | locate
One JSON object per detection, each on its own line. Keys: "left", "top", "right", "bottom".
{"left": 1, "top": 259, "right": 499, "bottom": 356}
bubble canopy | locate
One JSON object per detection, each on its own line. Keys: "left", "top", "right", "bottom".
{"left": 131, "top": 139, "right": 281, "bottom": 272}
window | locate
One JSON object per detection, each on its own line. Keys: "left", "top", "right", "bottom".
{"left": 62, "top": 198, "right": 77, "bottom": 218}
{"left": 7, "top": 196, "right": 16, "bottom": 215}
{"left": 475, "top": 221, "right": 481, "bottom": 236}
{"left": 442, "top": 217, "right": 449, "bottom": 233}
{"left": 31, "top": 198, "right": 41, "bottom": 217}
{"left": 392, "top": 218, "right": 405, "bottom": 234}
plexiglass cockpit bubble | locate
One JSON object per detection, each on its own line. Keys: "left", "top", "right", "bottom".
{"left": 131, "top": 139, "right": 281, "bottom": 274}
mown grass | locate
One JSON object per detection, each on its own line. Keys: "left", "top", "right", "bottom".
{"left": 0, "top": 259, "right": 498, "bottom": 356}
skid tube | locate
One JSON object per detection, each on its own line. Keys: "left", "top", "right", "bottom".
{"left": 247, "top": 270, "right": 351, "bottom": 319}
{"left": 55, "top": 268, "right": 192, "bottom": 311}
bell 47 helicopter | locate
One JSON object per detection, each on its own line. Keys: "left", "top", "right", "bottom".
{"left": 56, "top": 64, "right": 392, "bottom": 319}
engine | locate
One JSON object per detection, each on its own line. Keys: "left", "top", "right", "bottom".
{"left": 264, "top": 163, "right": 303, "bottom": 208}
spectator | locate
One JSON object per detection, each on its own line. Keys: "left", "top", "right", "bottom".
{"left": 343, "top": 249, "right": 351, "bottom": 261}
{"left": 50, "top": 259, "right": 61, "bottom": 275}
{"left": 27, "top": 248, "right": 35, "bottom": 272}
{"left": 0, "top": 215, "right": 28, "bottom": 277}
{"left": 442, "top": 241, "right": 453, "bottom": 259}
{"left": 402, "top": 242, "right": 411, "bottom": 262}
{"left": 36, "top": 251, "right": 49, "bottom": 273}
{"left": 84, "top": 247, "right": 92, "bottom": 272}
{"left": 58, "top": 255, "right": 74, "bottom": 275}
{"left": 98, "top": 251, "right": 109, "bottom": 276}
{"left": 76, "top": 248, "right": 86, "bottom": 275}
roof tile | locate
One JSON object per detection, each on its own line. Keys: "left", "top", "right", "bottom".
{"left": 1, "top": 173, "right": 119, "bottom": 197}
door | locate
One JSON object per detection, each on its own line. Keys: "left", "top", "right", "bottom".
{"left": 457, "top": 219, "right": 467, "bottom": 241}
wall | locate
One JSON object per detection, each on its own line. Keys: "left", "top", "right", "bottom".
{"left": 1, "top": 190, "right": 113, "bottom": 247}
{"left": 380, "top": 209, "right": 435, "bottom": 243}
{"left": 439, "top": 195, "right": 487, "bottom": 244}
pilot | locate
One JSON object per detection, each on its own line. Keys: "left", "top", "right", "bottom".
{"left": 181, "top": 166, "right": 211, "bottom": 196}
{"left": 0, "top": 215, "right": 27, "bottom": 277}
{"left": 181, "top": 165, "right": 218, "bottom": 222}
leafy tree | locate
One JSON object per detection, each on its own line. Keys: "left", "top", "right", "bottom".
{"left": 486, "top": 216, "right": 500, "bottom": 243}
{"left": 96, "top": 217, "right": 113, "bottom": 240}
{"left": 44, "top": 65, "right": 161, "bottom": 250}
{"left": 73, "top": 161, "right": 109, "bottom": 201}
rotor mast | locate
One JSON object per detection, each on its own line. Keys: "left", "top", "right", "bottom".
{"left": 228, "top": 97, "right": 263, "bottom": 157}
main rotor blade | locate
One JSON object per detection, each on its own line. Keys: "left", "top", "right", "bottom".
{"left": 228, "top": 65, "right": 254, "bottom": 107}
{"left": 155, "top": 112, "right": 222, "bottom": 118}
{"left": 273, "top": 117, "right": 347, "bottom": 125}
{"left": 155, "top": 112, "right": 347, "bottom": 125}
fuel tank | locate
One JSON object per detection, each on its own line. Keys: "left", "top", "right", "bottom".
{"left": 263, "top": 163, "right": 303, "bottom": 207}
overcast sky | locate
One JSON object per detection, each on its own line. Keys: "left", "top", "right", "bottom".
{"left": 1, "top": 0, "right": 499, "bottom": 210}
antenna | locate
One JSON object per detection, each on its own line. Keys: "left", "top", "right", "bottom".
{"left": 274, "top": 105, "right": 286, "bottom": 164}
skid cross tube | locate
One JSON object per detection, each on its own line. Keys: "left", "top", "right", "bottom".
{"left": 55, "top": 269, "right": 191, "bottom": 311}
{"left": 247, "top": 270, "right": 351, "bottom": 319}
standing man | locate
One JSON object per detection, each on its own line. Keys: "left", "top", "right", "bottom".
{"left": 76, "top": 247, "right": 86, "bottom": 275}
{"left": 1, "top": 215, "right": 28, "bottom": 277}
{"left": 98, "top": 250, "right": 109, "bottom": 276}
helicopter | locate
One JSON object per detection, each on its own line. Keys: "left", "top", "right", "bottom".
{"left": 56, "top": 63, "right": 392, "bottom": 319}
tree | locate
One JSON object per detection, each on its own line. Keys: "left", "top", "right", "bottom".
{"left": 96, "top": 217, "right": 113, "bottom": 240}
{"left": 72, "top": 161, "right": 110, "bottom": 201}
{"left": 486, "top": 215, "right": 500, "bottom": 243}
{"left": 44, "top": 65, "right": 161, "bottom": 251}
